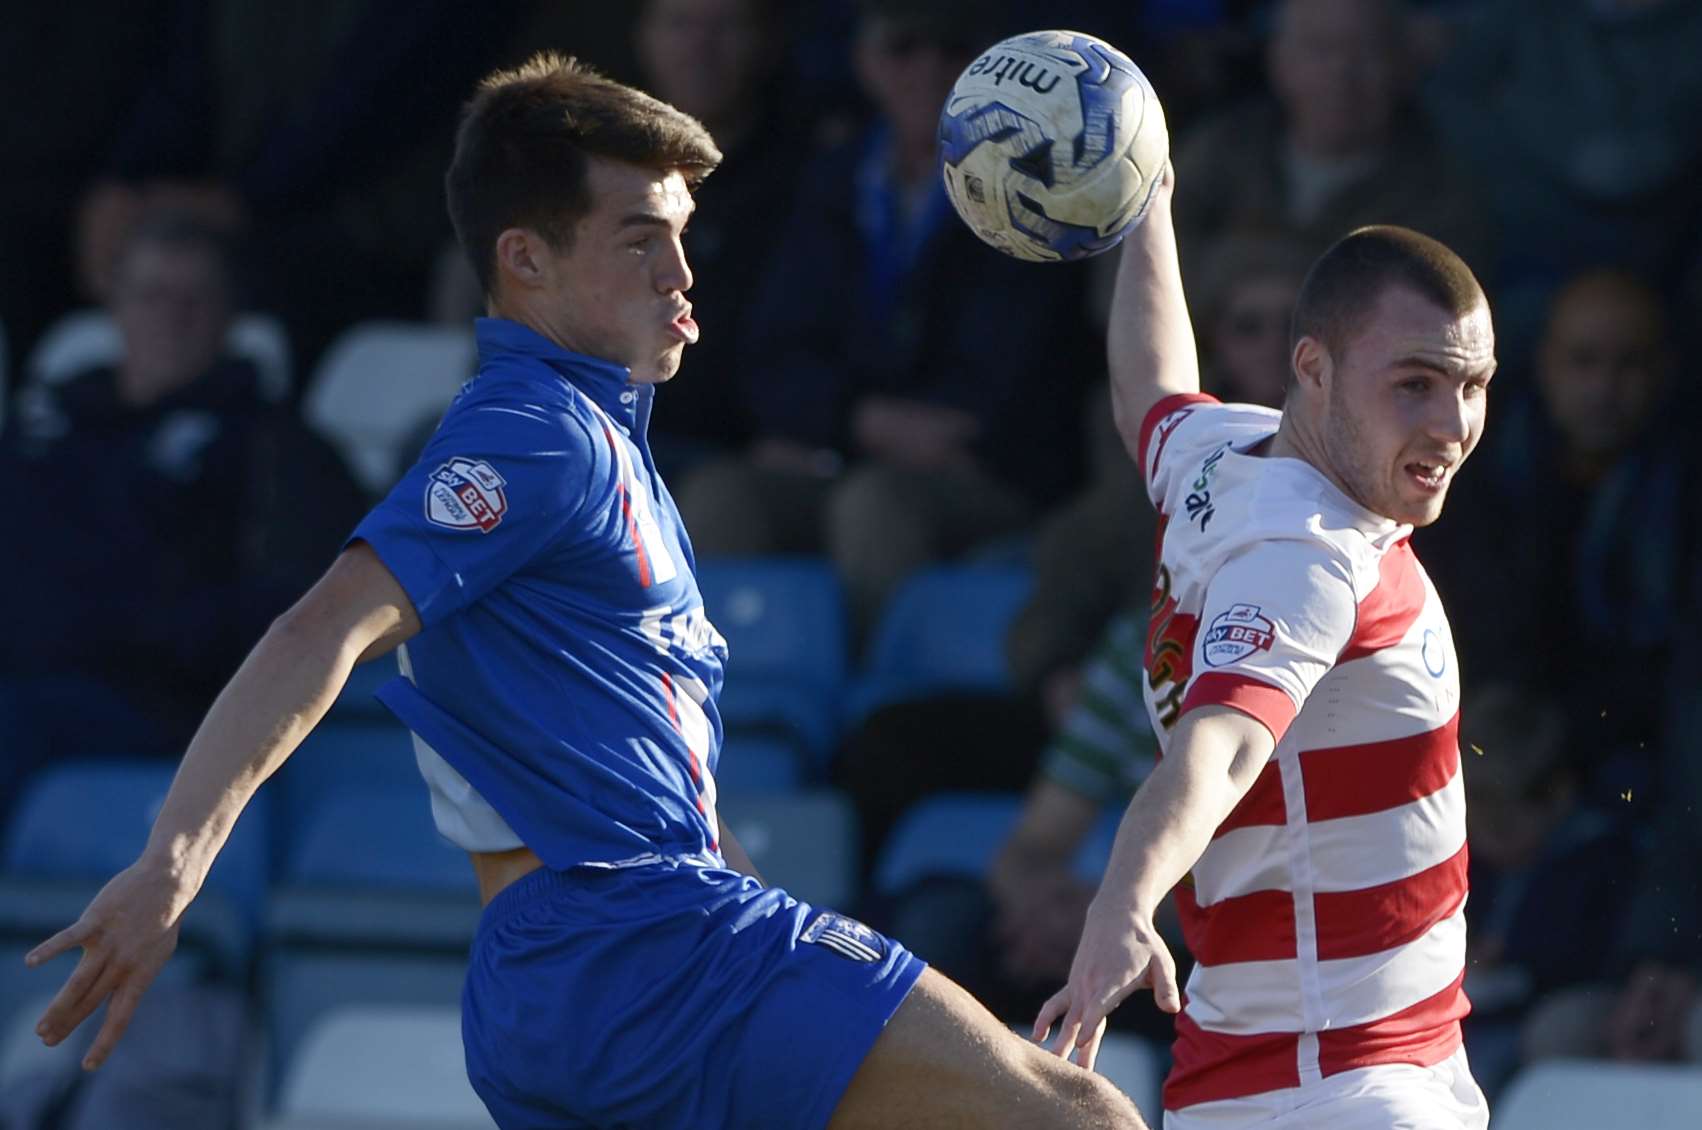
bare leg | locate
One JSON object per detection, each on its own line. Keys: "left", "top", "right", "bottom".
{"left": 828, "top": 968, "right": 1149, "bottom": 1130}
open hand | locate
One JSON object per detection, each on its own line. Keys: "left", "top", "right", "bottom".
{"left": 1032, "top": 900, "right": 1179, "bottom": 1071}
{"left": 26, "top": 860, "right": 189, "bottom": 1070}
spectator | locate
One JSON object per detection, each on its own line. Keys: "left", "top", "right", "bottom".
{"left": 1455, "top": 683, "right": 1641, "bottom": 1095}
{"left": 0, "top": 212, "right": 364, "bottom": 819}
{"left": 1424, "top": 0, "right": 1702, "bottom": 358}
{"left": 676, "top": 0, "right": 1099, "bottom": 632}
{"left": 1172, "top": 0, "right": 1492, "bottom": 275}
{"left": 1517, "top": 613, "right": 1702, "bottom": 1069}
{"left": 1416, "top": 268, "right": 1697, "bottom": 796}
{"left": 76, "top": 0, "right": 520, "bottom": 367}
{"left": 633, "top": 0, "right": 813, "bottom": 473}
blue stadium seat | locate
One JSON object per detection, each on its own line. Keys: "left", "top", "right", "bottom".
{"left": 714, "top": 735, "right": 806, "bottom": 799}
{"left": 874, "top": 791, "right": 1124, "bottom": 898}
{"left": 874, "top": 792, "right": 1024, "bottom": 897}
{"left": 697, "top": 556, "right": 849, "bottom": 764}
{"left": 850, "top": 563, "right": 1034, "bottom": 722}
{"left": 2, "top": 759, "right": 271, "bottom": 926}
{"left": 1496, "top": 1059, "right": 1702, "bottom": 1130}
{"left": 271, "top": 718, "right": 421, "bottom": 846}
{"left": 279, "top": 788, "right": 473, "bottom": 893}
{"left": 724, "top": 791, "right": 859, "bottom": 910}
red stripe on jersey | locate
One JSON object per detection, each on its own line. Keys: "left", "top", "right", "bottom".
{"left": 1316, "top": 970, "right": 1468, "bottom": 1078}
{"left": 1313, "top": 843, "right": 1469, "bottom": 961}
{"left": 1300, "top": 714, "right": 1460, "bottom": 822}
{"left": 616, "top": 482, "right": 653, "bottom": 589}
{"left": 1338, "top": 539, "right": 1425, "bottom": 664}
{"left": 1175, "top": 883, "right": 1297, "bottom": 965}
{"left": 1165, "top": 1012, "right": 1299, "bottom": 1110}
{"left": 1214, "top": 760, "right": 1286, "bottom": 837}
{"left": 1183, "top": 672, "right": 1299, "bottom": 744}
{"left": 1139, "top": 392, "right": 1220, "bottom": 488}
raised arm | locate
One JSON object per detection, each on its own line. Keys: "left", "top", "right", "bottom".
{"left": 27, "top": 541, "right": 419, "bottom": 1069}
{"left": 1033, "top": 705, "right": 1273, "bottom": 1070}
{"left": 1106, "top": 166, "right": 1202, "bottom": 465}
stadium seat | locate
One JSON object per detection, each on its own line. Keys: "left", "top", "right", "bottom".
{"left": 1495, "top": 1059, "right": 1702, "bottom": 1130}
{"left": 849, "top": 563, "right": 1034, "bottom": 722}
{"left": 278, "top": 788, "right": 474, "bottom": 893}
{"left": 714, "top": 734, "right": 806, "bottom": 799}
{"left": 303, "top": 321, "right": 475, "bottom": 495}
{"left": 26, "top": 307, "right": 293, "bottom": 401}
{"left": 724, "top": 791, "right": 859, "bottom": 910}
{"left": 271, "top": 717, "right": 422, "bottom": 842}
{"left": 1, "top": 759, "right": 271, "bottom": 931}
{"left": 261, "top": 952, "right": 472, "bottom": 1112}
{"left": 263, "top": 1004, "right": 495, "bottom": 1130}
{"left": 696, "top": 556, "right": 849, "bottom": 765}
{"left": 874, "top": 791, "right": 1124, "bottom": 898}
{"left": 874, "top": 792, "right": 1024, "bottom": 897}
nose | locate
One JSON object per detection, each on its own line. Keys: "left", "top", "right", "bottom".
{"left": 657, "top": 235, "right": 692, "bottom": 295}
{"left": 1428, "top": 387, "right": 1473, "bottom": 447}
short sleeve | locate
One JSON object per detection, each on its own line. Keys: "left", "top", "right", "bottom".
{"left": 1180, "top": 540, "right": 1358, "bottom": 744}
{"left": 1138, "top": 393, "right": 1220, "bottom": 509}
{"left": 350, "top": 399, "right": 599, "bottom": 626}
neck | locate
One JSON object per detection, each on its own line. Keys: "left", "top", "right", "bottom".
{"left": 1268, "top": 407, "right": 1366, "bottom": 510}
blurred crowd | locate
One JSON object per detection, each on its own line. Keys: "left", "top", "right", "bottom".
{"left": 3, "top": 0, "right": 1702, "bottom": 1119}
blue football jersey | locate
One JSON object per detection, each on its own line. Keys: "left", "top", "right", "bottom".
{"left": 352, "top": 318, "right": 728, "bottom": 869}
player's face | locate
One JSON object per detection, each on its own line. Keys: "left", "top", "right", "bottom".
{"left": 1316, "top": 286, "right": 1495, "bottom": 527}
{"left": 540, "top": 159, "right": 698, "bottom": 384}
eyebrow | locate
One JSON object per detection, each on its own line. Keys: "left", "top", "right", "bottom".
{"left": 1388, "top": 354, "right": 1497, "bottom": 381}
{"left": 616, "top": 213, "right": 674, "bottom": 231}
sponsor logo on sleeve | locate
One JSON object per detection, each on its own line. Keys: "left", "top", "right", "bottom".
{"left": 424, "top": 457, "right": 508, "bottom": 532}
{"left": 1202, "top": 603, "right": 1276, "bottom": 667}
{"left": 801, "top": 911, "right": 888, "bottom": 963}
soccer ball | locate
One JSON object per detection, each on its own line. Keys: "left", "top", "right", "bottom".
{"left": 938, "top": 30, "right": 1169, "bottom": 263}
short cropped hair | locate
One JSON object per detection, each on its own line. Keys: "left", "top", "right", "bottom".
{"left": 1290, "top": 225, "right": 1485, "bottom": 372}
{"left": 445, "top": 52, "right": 722, "bottom": 295}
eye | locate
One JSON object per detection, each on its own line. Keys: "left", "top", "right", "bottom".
{"left": 1464, "top": 379, "right": 1489, "bottom": 399}
{"left": 1398, "top": 376, "right": 1431, "bottom": 395}
{"left": 626, "top": 235, "right": 653, "bottom": 255}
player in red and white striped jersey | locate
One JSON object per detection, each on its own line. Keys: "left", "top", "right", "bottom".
{"left": 1034, "top": 162, "right": 1497, "bottom": 1129}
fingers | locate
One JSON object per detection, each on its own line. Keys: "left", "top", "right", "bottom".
{"left": 1033, "top": 987, "right": 1069, "bottom": 1044}
{"left": 1076, "top": 1016, "right": 1109, "bottom": 1073}
{"left": 26, "top": 919, "right": 94, "bottom": 968}
{"left": 83, "top": 981, "right": 147, "bottom": 1070}
{"left": 35, "top": 950, "right": 112, "bottom": 1045}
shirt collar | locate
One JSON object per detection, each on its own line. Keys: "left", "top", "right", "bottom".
{"left": 474, "top": 317, "right": 652, "bottom": 434}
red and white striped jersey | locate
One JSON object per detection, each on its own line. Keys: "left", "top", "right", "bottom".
{"left": 1136, "top": 394, "right": 1469, "bottom": 1112}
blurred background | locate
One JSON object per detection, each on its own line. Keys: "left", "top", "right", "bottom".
{"left": 1, "top": 0, "right": 1700, "bottom": 1127}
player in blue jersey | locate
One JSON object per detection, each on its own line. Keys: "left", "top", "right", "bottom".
{"left": 25, "top": 53, "right": 1147, "bottom": 1130}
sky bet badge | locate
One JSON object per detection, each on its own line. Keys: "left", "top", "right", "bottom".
{"left": 425, "top": 457, "right": 508, "bottom": 533}
{"left": 1202, "top": 603, "right": 1275, "bottom": 667}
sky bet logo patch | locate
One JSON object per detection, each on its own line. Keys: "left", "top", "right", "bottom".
{"left": 425, "top": 457, "right": 508, "bottom": 533}
{"left": 1203, "top": 604, "right": 1275, "bottom": 668}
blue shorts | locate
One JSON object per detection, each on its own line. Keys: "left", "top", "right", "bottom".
{"left": 461, "top": 857, "right": 925, "bottom": 1130}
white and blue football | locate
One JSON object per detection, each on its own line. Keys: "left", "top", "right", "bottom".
{"left": 938, "top": 30, "right": 1169, "bottom": 263}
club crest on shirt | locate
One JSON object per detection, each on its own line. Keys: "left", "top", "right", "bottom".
{"left": 425, "top": 457, "right": 508, "bottom": 533}
{"left": 1202, "top": 603, "right": 1275, "bottom": 667}
{"left": 802, "top": 911, "right": 887, "bottom": 964}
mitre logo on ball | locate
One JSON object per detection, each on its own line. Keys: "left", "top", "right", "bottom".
{"left": 938, "top": 29, "right": 1169, "bottom": 263}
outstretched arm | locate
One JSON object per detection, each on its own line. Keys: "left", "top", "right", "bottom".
{"left": 27, "top": 541, "right": 419, "bottom": 1069}
{"left": 1106, "top": 166, "right": 1202, "bottom": 465}
{"left": 1034, "top": 705, "right": 1272, "bottom": 1070}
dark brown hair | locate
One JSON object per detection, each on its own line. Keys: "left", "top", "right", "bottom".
{"left": 445, "top": 52, "right": 722, "bottom": 295}
{"left": 1290, "top": 225, "right": 1485, "bottom": 373}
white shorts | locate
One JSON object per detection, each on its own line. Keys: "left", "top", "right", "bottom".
{"left": 1163, "top": 1047, "right": 1488, "bottom": 1130}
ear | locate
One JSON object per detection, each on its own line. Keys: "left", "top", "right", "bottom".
{"left": 1292, "top": 335, "right": 1332, "bottom": 394}
{"left": 494, "top": 228, "right": 551, "bottom": 291}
